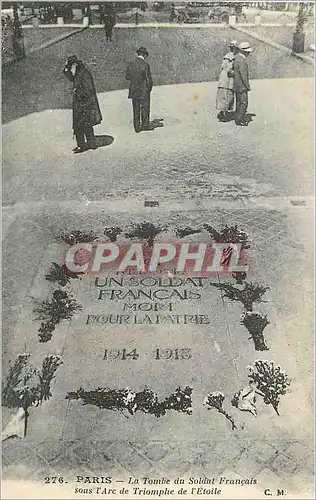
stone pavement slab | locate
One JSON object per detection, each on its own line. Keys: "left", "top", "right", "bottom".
{"left": 2, "top": 79, "right": 314, "bottom": 206}
{"left": 1, "top": 200, "right": 314, "bottom": 499}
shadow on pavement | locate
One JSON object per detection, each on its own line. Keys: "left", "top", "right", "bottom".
{"left": 150, "top": 118, "right": 164, "bottom": 129}
{"left": 245, "top": 113, "right": 257, "bottom": 124}
{"left": 95, "top": 135, "right": 114, "bottom": 148}
{"left": 217, "top": 112, "right": 257, "bottom": 124}
{"left": 2, "top": 28, "right": 313, "bottom": 125}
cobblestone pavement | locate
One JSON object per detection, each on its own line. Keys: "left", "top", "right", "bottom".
{"left": 2, "top": 436, "right": 314, "bottom": 494}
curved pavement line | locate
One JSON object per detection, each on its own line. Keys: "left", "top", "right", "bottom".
{"left": 230, "top": 24, "right": 314, "bottom": 65}
{"left": 28, "top": 27, "right": 87, "bottom": 54}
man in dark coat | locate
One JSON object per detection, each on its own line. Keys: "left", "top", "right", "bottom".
{"left": 233, "top": 41, "right": 252, "bottom": 126}
{"left": 104, "top": 11, "right": 116, "bottom": 41}
{"left": 63, "top": 55, "right": 102, "bottom": 153}
{"left": 126, "top": 47, "right": 154, "bottom": 133}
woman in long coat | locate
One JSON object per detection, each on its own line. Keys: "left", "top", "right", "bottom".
{"left": 216, "top": 41, "right": 238, "bottom": 121}
{"left": 63, "top": 55, "right": 102, "bottom": 153}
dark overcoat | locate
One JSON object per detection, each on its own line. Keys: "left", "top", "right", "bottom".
{"left": 126, "top": 57, "right": 153, "bottom": 100}
{"left": 64, "top": 63, "right": 102, "bottom": 131}
{"left": 233, "top": 53, "right": 251, "bottom": 93}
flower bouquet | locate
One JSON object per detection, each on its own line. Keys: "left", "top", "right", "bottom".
{"left": 246, "top": 360, "right": 291, "bottom": 415}
{"left": 203, "top": 391, "right": 237, "bottom": 430}
{"left": 241, "top": 311, "right": 269, "bottom": 351}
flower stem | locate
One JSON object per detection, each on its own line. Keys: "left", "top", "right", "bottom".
{"left": 219, "top": 409, "right": 237, "bottom": 430}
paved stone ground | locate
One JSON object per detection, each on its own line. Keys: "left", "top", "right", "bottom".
{"left": 246, "top": 22, "right": 315, "bottom": 57}
{"left": 20, "top": 27, "right": 82, "bottom": 53}
{"left": 1, "top": 31, "right": 314, "bottom": 500}
{"left": 2, "top": 78, "right": 314, "bottom": 206}
{"left": 2, "top": 27, "right": 313, "bottom": 123}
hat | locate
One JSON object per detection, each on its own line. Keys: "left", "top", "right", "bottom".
{"left": 67, "top": 55, "right": 79, "bottom": 65}
{"left": 229, "top": 40, "right": 237, "bottom": 47}
{"left": 239, "top": 41, "right": 252, "bottom": 52}
{"left": 136, "top": 47, "right": 149, "bottom": 57}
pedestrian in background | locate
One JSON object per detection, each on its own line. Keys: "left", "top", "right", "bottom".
{"left": 216, "top": 40, "right": 238, "bottom": 122}
{"left": 126, "top": 47, "right": 154, "bottom": 133}
{"left": 170, "top": 4, "right": 177, "bottom": 22}
{"left": 104, "top": 9, "right": 116, "bottom": 41}
{"left": 233, "top": 41, "right": 252, "bottom": 126}
{"left": 63, "top": 55, "right": 102, "bottom": 153}
{"left": 234, "top": 3, "right": 243, "bottom": 23}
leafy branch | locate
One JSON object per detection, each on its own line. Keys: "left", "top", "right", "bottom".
{"left": 174, "top": 227, "right": 201, "bottom": 238}
{"left": 125, "top": 222, "right": 163, "bottom": 247}
{"left": 34, "top": 290, "right": 82, "bottom": 343}
{"left": 103, "top": 226, "right": 123, "bottom": 242}
{"left": 66, "top": 386, "right": 193, "bottom": 417}
{"left": 2, "top": 354, "right": 63, "bottom": 436}
{"left": 45, "top": 263, "right": 80, "bottom": 286}
{"left": 209, "top": 281, "right": 269, "bottom": 312}
{"left": 57, "top": 230, "right": 96, "bottom": 245}
{"left": 204, "top": 224, "right": 250, "bottom": 248}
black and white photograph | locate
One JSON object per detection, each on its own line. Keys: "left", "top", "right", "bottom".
{"left": 1, "top": 1, "right": 315, "bottom": 498}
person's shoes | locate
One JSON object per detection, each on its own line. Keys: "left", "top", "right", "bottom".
{"left": 217, "top": 111, "right": 233, "bottom": 122}
{"left": 73, "top": 146, "right": 88, "bottom": 153}
{"left": 134, "top": 128, "right": 141, "bottom": 133}
{"left": 235, "top": 121, "right": 248, "bottom": 127}
{"left": 88, "top": 143, "right": 98, "bottom": 150}
{"left": 141, "top": 124, "right": 155, "bottom": 131}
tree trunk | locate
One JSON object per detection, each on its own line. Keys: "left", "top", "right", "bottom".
{"left": 293, "top": 3, "right": 306, "bottom": 53}
{"left": 12, "top": 3, "right": 25, "bottom": 59}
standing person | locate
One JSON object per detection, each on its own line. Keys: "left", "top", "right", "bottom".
{"left": 216, "top": 40, "right": 238, "bottom": 121}
{"left": 233, "top": 41, "right": 252, "bottom": 126}
{"left": 170, "top": 4, "right": 176, "bottom": 22}
{"left": 126, "top": 47, "right": 154, "bottom": 133}
{"left": 63, "top": 55, "right": 102, "bottom": 153}
{"left": 104, "top": 11, "right": 116, "bottom": 41}
{"left": 234, "top": 3, "right": 243, "bottom": 23}
{"left": 85, "top": 5, "right": 92, "bottom": 25}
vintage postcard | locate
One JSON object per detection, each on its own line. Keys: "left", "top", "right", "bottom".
{"left": 1, "top": 0, "right": 314, "bottom": 499}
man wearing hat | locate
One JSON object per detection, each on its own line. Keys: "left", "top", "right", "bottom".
{"left": 216, "top": 40, "right": 238, "bottom": 121}
{"left": 126, "top": 47, "right": 153, "bottom": 133}
{"left": 63, "top": 55, "right": 102, "bottom": 153}
{"left": 233, "top": 41, "right": 252, "bottom": 126}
